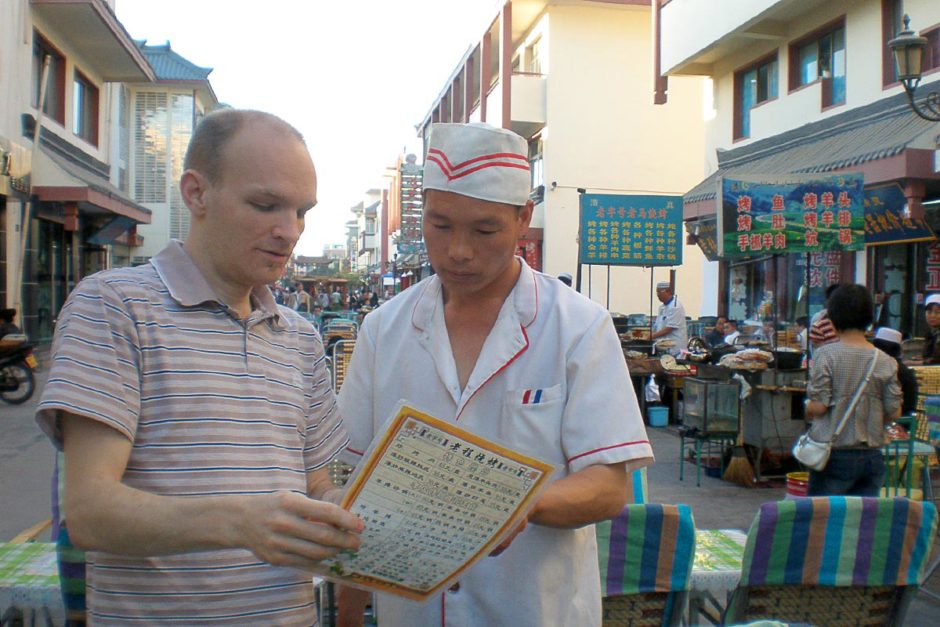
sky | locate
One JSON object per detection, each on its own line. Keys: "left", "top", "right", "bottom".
{"left": 114, "top": 0, "right": 499, "bottom": 256}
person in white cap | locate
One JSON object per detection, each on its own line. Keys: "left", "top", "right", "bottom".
{"left": 873, "top": 327, "right": 918, "bottom": 415}
{"left": 336, "top": 122, "right": 652, "bottom": 627}
{"left": 924, "top": 293, "right": 940, "bottom": 365}
{"left": 651, "top": 281, "right": 686, "bottom": 355}
{"left": 557, "top": 272, "right": 573, "bottom": 287}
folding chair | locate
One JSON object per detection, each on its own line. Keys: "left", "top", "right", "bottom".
{"left": 724, "top": 496, "right": 938, "bottom": 626}
{"left": 596, "top": 503, "right": 695, "bottom": 627}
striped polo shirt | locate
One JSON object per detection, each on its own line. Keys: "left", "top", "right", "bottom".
{"left": 36, "top": 240, "right": 348, "bottom": 625}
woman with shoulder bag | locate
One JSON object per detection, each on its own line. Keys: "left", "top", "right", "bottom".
{"left": 802, "top": 284, "right": 901, "bottom": 496}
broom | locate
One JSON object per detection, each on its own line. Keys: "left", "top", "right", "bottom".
{"left": 723, "top": 393, "right": 756, "bottom": 487}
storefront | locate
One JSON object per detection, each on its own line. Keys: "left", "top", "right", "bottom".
{"left": 16, "top": 131, "right": 150, "bottom": 341}
{"left": 683, "top": 92, "right": 940, "bottom": 340}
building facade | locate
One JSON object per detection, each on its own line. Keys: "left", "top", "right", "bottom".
{"left": 1, "top": 0, "right": 153, "bottom": 340}
{"left": 125, "top": 42, "right": 217, "bottom": 265}
{"left": 662, "top": 0, "right": 940, "bottom": 337}
{"left": 416, "top": 0, "right": 708, "bottom": 316}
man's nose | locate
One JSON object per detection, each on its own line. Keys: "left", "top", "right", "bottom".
{"left": 273, "top": 210, "right": 303, "bottom": 243}
{"left": 447, "top": 232, "right": 473, "bottom": 262}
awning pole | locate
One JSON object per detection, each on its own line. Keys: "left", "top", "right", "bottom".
{"left": 13, "top": 53, "right": 51, "bottom": 318}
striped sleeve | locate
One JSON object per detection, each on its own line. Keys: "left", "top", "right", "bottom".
{"left": 37, "top": 277, "right": 142, "bottom": 446}
{"left": 301, "top": 330, "right": 348, "bottom": 472}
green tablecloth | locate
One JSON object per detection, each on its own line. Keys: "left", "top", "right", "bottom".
{"left": 691, "top": 529, "right": 747, "bottom": 596}
{"left": 0, "top": 542, "right": 64, "bottom": 621}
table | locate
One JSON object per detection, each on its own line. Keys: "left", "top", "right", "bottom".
{"left": 0, "top": 542, "right": 64, "bottom": 626}
{"left": 688, "top": 529, "right": 747, "bottom": 625}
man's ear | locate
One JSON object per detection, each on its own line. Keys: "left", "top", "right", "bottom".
{"left": 180, "top": 170, "right": 209, "bottom": 217}
{"left": 519, "top": 199, "right": 535, "bottom": 230}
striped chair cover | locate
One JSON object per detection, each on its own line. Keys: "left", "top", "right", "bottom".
{"left": 596, "top": 504, "right": 695, "bottom": 627}
{"left": 924, "top": 395, "right": 940, "bottom": 445}
{"left": 740, "top": 497, "right": 937, "bottom": 588}
{"left": 597, "top": 503, "right": 695, "bottom": 594}
{"left": 52, "top": 452, "right": 87, "bottom": 625}
{"left": 725, "top": 497, "right": 938, "bottom": 626}
{"left": 626, "top": 467, "right": 649, "bottom": 505}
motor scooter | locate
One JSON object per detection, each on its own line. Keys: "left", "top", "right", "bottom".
{"left": 0, "top": 334, "right": 37, "bottom": 404}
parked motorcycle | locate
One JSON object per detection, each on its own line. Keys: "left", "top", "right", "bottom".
{"left": 0, "top": 335, "right": 38, "bottom": 404}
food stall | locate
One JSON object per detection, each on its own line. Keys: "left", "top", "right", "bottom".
{"left": 701, "top": 173, "right": 868, "bottom": 481}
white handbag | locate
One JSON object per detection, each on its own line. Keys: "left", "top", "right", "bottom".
{"left": 792, "top": 349, "right": 879, "bottom": 472}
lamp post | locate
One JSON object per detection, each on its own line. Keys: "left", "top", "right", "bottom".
{"left": 888, "top": 14, "right": 940, "bottom": 121}
{"left": 392, "top": 253, "right": 399, "bottom": 294}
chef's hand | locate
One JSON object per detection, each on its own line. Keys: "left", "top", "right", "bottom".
{"left": 490, "top": 517, "right": 527, "bottom": 556}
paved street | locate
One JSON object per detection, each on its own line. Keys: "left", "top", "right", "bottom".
{"left": 0, "top": 346, "right": 54, "bottom": 541}
{"left": 1, "top": 354, "right": 937, "bottom": 623}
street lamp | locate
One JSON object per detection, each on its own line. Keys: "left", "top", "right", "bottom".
{"left": 888, "top": 14, "right": 940, "bottom": 121}
{"left": 392, "top": 253, "right": 399, "bottom": 294}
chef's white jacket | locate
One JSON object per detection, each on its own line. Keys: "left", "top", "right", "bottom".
{"left": 338, "top": 259, "right": 652, "bottom": 627}
{"left": 654, "top": 295, "right": 687, "bottom": 355}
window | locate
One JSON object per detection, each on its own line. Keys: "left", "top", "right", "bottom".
{"left": 525, "top": 37, "right": 543, "bottom": 74}
{"left": 881, "top": 0, "right": 904, "bottom": 86}
{"left": 527, "top": 135, "right": 543, "bottom": 190}
{"left": 924, "top": 25, "right": 940, "bottom": 74}
{"left": 790, "top": 20, "right": 845, "bottom": 107}
{"left": 134, "top": 91, "right": 168, "bottom": 203}
{"left": 72, "top": 70, "right": 99, "bottom": 145}
{"left": 31, "top": 32, "right": 65, "bottom": 124}
{"left": 734, "top": 55, "right": 778, "bottom": 139}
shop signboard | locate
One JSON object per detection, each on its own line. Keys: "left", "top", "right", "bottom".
{"left": 927, "top": 242, "right": 940, "bottom": 292}
{"left": 686, "top": 217, "right": 719, "bottom": 262}
{"left": 578, "top": 194, "right": 682, "bottom": 266}
{"left": 863, "top": 183, "right": 935, "bottom": 246}
{"left": 717, "top": 173, "right": 865, "bottom": 258}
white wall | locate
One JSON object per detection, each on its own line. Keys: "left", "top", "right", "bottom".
{"left": 661, "top": 0, "right": 787, "bottom": 74}
{"left": 701, "top": 0, "right": 940, "bottom": 153}
{"left": 539, "top": 4, "right": 708, "bottom": 316}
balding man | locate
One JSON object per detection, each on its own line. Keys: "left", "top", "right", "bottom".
{"left": 37, "top": 109, "right": 362, "bottom": 624}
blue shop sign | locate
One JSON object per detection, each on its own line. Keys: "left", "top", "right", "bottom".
{"left": 863, "top": 183, "right": 935, "bottom": 246}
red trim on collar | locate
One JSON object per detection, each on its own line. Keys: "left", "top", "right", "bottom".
{"left": 567, "top": 440, "right": 651, "bottom": 464}
{"left": 345, "top": 446, "right": 365, "bottom": 457}
{"left": 455, "top": 325, "right": 529, "bottom": 422}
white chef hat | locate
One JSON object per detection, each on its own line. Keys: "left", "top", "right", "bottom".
{"left": 926, "top": 293, "right": 940, "bottom": 308}
{"left": 874, "top": 327, "right": 902, "bottom": 345}
{"left": 423, "top": 123, "right": 531, "bottom": 206}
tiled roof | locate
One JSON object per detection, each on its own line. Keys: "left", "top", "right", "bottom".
{"left": 139, "top": 41, "right": 212, "bottom": 82}
{"left": 685, "top": 92, "right": 938, "bottom": 203}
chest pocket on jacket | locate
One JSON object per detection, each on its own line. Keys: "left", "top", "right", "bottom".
{"left": 501, "top": 384, "right": 565, "bottom": 450}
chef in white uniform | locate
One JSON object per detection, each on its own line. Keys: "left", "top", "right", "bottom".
{"left": 336, "top": 122, "right": 653, "bottom": 627}
{"left": 651, "top": 281, "right": 687, "bottom": 355}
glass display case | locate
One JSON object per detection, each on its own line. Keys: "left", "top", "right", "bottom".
{"left": 682, "top": 377, "right": 739, "bottom": 433}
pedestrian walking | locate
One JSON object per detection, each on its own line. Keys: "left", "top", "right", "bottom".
{"left": 803, "top": 284, "right": 901, "bottom": 496}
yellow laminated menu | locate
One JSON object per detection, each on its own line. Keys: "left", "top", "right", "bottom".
{"left": 323, "top": 405, "right": 554, "bottom": 601}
